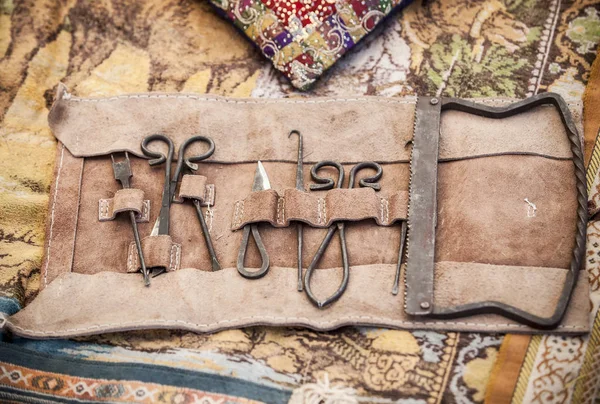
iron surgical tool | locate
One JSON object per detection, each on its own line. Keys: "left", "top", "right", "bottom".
{"left": 141, "top": 134, "right": 221, "bottom": 275}
{"left": 391, "top": 221, "right": 407, "bottom": 295}
{"left": 111, "top": 152, "right": 150, "bottom": 286}
{"left": 289, "top": 130, "right": 304, "bottom": 291}
{"left": 237, "top": 161, "right": 271, "bottom": 279}
{"left": 304, "top": 161, "right": 383, "bottom": 308}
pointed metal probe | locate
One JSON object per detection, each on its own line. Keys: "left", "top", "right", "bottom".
{"left": 392, "top": 221, "right": 407, "bottom": 295}
{"left": 289, "top": 130, "right": 304, "bottom": 291}
{"left": 193, "top": 199, "right": 221, "bottom": 272}
{"left": 111, "top": 152, "right": 150, "bottom": 286}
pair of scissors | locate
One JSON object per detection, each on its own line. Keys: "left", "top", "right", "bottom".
{"left": 303, "top": 161, "right": 383, "bottom": 308}
{"left": 141, "top": 134, "right": 221, "bottom": 275}
{"left": 236, "top": 161, "right": 271, "bottom": 279}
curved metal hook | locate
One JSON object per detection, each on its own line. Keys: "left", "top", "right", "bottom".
{"left": 309, "top": 160, "right": 344, "bottom": 191}
{"left": 348, "top": 162, "right": 383, "bottom": 190}
{"left": 288, "top": 130, "right": 303, "bottom": 152}
{"left": 141, "top": 134, "right": 174, "bottom": 166}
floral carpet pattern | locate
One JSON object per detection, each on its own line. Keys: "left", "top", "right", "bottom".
{"left": 1, "top": 0, "right": 600, "bottom": 402}
{"left": 209, "top": 0, "right": 410, "bottom": 89}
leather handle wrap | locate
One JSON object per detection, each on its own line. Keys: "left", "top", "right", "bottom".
{"left": 127, "top": 235, "right": 182, "bottom": 273}
{"left": 98, "top": 188, "right": 150, "bottom": 223}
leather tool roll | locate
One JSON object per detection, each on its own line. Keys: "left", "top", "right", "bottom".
{"left": 2, "top": 84, "right": 590, "bottom": 338}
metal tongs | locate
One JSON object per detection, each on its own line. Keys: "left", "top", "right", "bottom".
{"left": 111, "top": 152, "right": 150, "bottom": 286}
{"left": 303, "top": 161, "right": 383, "bottom": 308}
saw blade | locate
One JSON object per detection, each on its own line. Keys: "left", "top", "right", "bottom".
{"left": 404, "top": 96, "right": 441, "bottom": 316}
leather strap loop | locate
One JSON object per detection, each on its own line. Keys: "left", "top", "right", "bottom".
{"left": 174, "top": 174, "right": 215, "bottom": 206}
{"left": 230, "top": 188, "right": 408, "bottom": 230}
{"left": 127, "top": 235, "right": 182, "bottom": 273}
{"left": 99, "top": 188, "right": 149, "bottom": 222}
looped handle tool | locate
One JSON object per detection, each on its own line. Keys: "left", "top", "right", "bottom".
{"left": 237, "top": 161, "right": 272, "bottom": 279}
{"left": 141, "top": 134, "right": 175, "bottom": 166}
{"left": 309, "top": 160, "right": 345, "bottom": 191}
{"left": 178, "top": 136, "right": 220, "bottom": 272}
{"left": 237, "top": 224, "right": 270, "bottom": 279}
{"left": 142, "top": 134, "right": 221, "bottom": 274}
{"left": 141, "top": 134, "right": 176, "bottom": 237}
{"left": 177, "top": 136, "right": 216, "bottom": 174}
{"left": 305, "top": 161, "right": 383, "bottom": 308}
{"left": 348, "top": 162, "right": 382, "bottom": 190}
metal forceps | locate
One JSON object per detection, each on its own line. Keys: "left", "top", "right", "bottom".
{"left": 111, "top": 152, "right": 150, "bottom": 286}
{"left": 304, "top": 161, "right": 383, "bottom": 308}
{"left": 141, "top": 134, "right": 221, "bottom": 274}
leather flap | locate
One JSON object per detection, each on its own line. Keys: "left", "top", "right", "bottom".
{"left": 5, "top": 266, "right": 590, "bottom": 338}
{"left": 48, "top": 84, "right": 579, "bottom": 163}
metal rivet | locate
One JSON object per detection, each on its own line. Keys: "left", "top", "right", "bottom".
{"left": 420, "top": 301, "right": 430, "bottom": 309}
{"left": 430, "top": 98, "right": 439, "bottom": 105}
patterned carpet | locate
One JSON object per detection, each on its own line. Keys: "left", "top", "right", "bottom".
{"left": 1, "top": 0, "right": 600, "bottom": 402}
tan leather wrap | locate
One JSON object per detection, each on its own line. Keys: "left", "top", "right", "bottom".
{"left": 6, "top": 267, "right": 588, "bottom": 338}
{"left": 231, "top": 188, "right": 409, "bottom": 229}
{"left": 4, "top": 88, "right": 589, "bottom": 337}
{"left": 48, "top": 84, "right": 580, "bottom": 163}
{"left": 175, "top": 174, "right": 215, "bottom": 206}
{"left": 99, "top": 188, "right": 149, "bottom": 222}
{"left": 126, "top": 235, "right": 182, "bottom": 273}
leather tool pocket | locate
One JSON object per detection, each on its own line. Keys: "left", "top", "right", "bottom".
{"left": 3, "top": 85, "right": 590, "bottom": 339}
{"left": 230, "top": 188, "right": 409, "bottom": 229}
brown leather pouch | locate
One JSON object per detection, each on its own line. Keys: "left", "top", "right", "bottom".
{"left": 3, "top": 84, "right": 590, "bottom": 338}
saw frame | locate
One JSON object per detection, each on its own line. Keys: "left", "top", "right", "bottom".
{"left": 404, "top": 93, "right": 587, "bottom": 329}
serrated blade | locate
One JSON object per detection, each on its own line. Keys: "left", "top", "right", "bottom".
{"left": 404, "top": 96, "right": 441, "bottom": 316}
